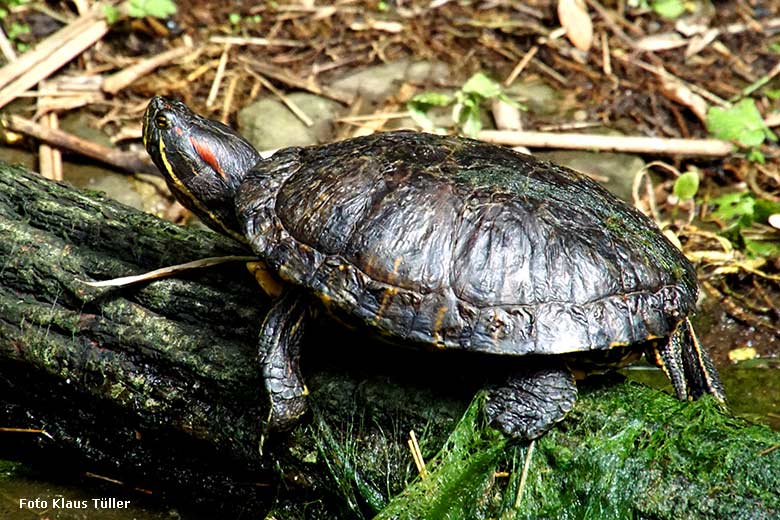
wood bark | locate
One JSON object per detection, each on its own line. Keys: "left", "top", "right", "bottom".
{"left": 0, "top": 163, "right": 460, "bottom": 517}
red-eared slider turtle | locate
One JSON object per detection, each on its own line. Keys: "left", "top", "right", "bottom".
{"left": 143, "top": 96, "right": 726, "bottom": 440}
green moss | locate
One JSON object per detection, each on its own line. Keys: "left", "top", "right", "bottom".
{"left": 0, "top": 460, "right": 26, "bottom": 481}
{"left": 377, "top": 381, "right": 780, "bottom": 519}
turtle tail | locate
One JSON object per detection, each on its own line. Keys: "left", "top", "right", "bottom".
{"left": 653, "top": 318, "right": 727, "bottom": 404}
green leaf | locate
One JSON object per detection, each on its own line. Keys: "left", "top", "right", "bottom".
{"left": 461, "top": 73, "right": 502, "bottom": 99}
{"left": 229, "top": 12, "right": 241, "bottom": 24}
{"left": 103, "top": 5, "right": 121, "bottom": 24}
{"left": 407, "top": 93, "right": 453, "bottom": 132}
{"left": 408, "top": 105, "right": 436, "bottom": 132}
{"left": 711, "top": 192, "right": 755, "bottom": 225}
{"left": 651, "top": 0, "right": 686, "bottom": 18}
{"left": 673, "top": 171, "right": 699, "bottom": 200}
{"left": 461, "top": 106, "right": 482, "bottom": 137}
{"left": 128, "top": 0, "right": 177, "bottom": 19}
{"left": 744, "top": 238, "right": 780, "bottom": 258}
{"left": 497, "top": 92, "right": 527, "bottom": 111}
{"left": 706, "top": 98, "right": 776, "bottom": 148}
{"left": 7, "top": 22, "right": 30, "bottom": 39}
{"left": 765, "top": 90, "right": 780, "bottom": 100}
{"left": 746, "top": 148, "right": 766, "bottom": 163}
{"left": 754, "top": 198, "right": 780, "bottom": 223}
{"left": 409, "top": 92, "right": 453, "bottom": 108}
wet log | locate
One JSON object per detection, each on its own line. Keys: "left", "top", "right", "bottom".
{"left": 1, "top": 163, "right": 778, "bottom": 519}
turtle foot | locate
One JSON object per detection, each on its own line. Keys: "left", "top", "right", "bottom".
{"left": 265, "top": 390, "right": 309, "bottom": 433}
{"left": 485, "top": 364, "right": 577, "bottom": 440}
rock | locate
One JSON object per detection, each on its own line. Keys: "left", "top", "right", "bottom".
{"left": 535, "top": 150, "right": 645, "bottom": 202}
{"left": 59, "top": 111, "right": 113, "bottom": 148}
{"left": 329, "top": 60, "right": 450, "bottom": 102}
{"left": 505, "top": 80, "right": 561, "bottom": 115}
{"left": 238, "top": 93, "right": 342, "bottom": 151}
{"left": 404, "top": 60, "right": 450, "bottom": 85}
{"left": 238, "top": 60, "right": 451, "bottom": 143}
{"left": 63, "top": 163, "right": 145, "bottom": 210}
{"left": 0, "top": 145, "right": 36, "bottom": 170}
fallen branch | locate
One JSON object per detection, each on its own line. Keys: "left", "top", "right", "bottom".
{"left": 210, "top": 35, "right": 307, "bottom": 48}
{"left": 0, "top": 8, "right": 108, "bottom": 110}
{"left": 478, "top": 129, "right": 735, "bottom": 156}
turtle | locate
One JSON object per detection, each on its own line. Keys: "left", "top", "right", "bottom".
{"left": 142, "top": 96, "right": 726, "bottom": 440}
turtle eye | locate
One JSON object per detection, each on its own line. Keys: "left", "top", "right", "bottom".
{"left": 156, "top": 115, "right": 170, "bottom": 129}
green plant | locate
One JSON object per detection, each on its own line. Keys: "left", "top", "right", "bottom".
{"left": 651, "top": 0, "right": 686, "bottom": 19}
{"left": 672, "top": 169, "right": 700, "bottom": 201}
{"left": 711, "top": 191, "right": 780, "bottom": 257}
{"left": 104, "top": 0, "right": 176, "bottom": 24}
{"left": 0, "top": 0, "right": 28, "bottom": 20}
{"left": 228, "top": 12, "right": 261, "bottom": 27}
{"left": 407, "top": 73, "right": 525, "bottom": 137}
{"left": 127, "top": 0, "right": 176, "bottom": 18}
{"left": 706, "top": 98, "right": 777, "bottom": 163}
{"left": 5, "top": 20, "right": 29, "bottom": 51}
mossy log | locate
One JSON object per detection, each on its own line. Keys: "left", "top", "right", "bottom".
{"left": 1, "top": 163, "right": 779, "bottom": 519}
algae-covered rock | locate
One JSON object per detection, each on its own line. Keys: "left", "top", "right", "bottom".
{"left": 377, "top": 382, "right": 780, "bottom": 520}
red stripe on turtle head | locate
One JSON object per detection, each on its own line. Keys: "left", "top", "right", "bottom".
{"left": 189, "top": 135, "right": 225, "bottom": 178}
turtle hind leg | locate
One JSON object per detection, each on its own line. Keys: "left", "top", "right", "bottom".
{"left": 259, "top": 290, "right": 312, "bottom": 432}
{"left": 485, "top": 363, "right": 577, "bottom": 440}
{"left": 654, "top": 319, "right": 727, "bottom": 404}
{"left": 678, "top": 319, "right": 727, "bottom": 402}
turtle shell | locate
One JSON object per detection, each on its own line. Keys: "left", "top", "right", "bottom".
{"left": 235, "top": 131, "right": 697, "bottom": 356}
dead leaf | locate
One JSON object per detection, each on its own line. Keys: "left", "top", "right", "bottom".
{"left": 635, "top": 32, "right": 687, "bottom": 52}
{"left": 349, "top": 20, "right": 404, "bottom": 33}
{"left": 728, "top": 346, "right": 757, "bottom": 363}
{"left": 557, "top": 0, "right": 593, "bottom": 52}
{"left": 685, "top": 28, "right": 720, "bottom": 58}
{"left": 657, "top": 75, "right": 709, "bottom": 124}
{"left": 769, "top": 214, "right": 780, "bottom": 229}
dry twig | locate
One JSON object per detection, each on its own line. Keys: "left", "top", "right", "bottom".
{"left": 247, "top": 71, "right": 314, "bottom": 127}
{"left": 240, "top": 58, "right": 353, "bottom": 105}
{"left": 0, "top": 8, "right": 108, "bottom": 110}
{"left": 478, "top": 130, "right": 734, "bottom": 157}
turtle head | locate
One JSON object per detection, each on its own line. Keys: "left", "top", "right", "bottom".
{"left": 143, "top": 96, "right": 260, "bottom": 242}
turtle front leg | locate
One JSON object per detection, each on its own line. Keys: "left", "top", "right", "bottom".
{"left": 485, "top": 362, "right": 577, "bottom": 440}
{"left": 259, "top": 290, "right": 312, "bottom": 432}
